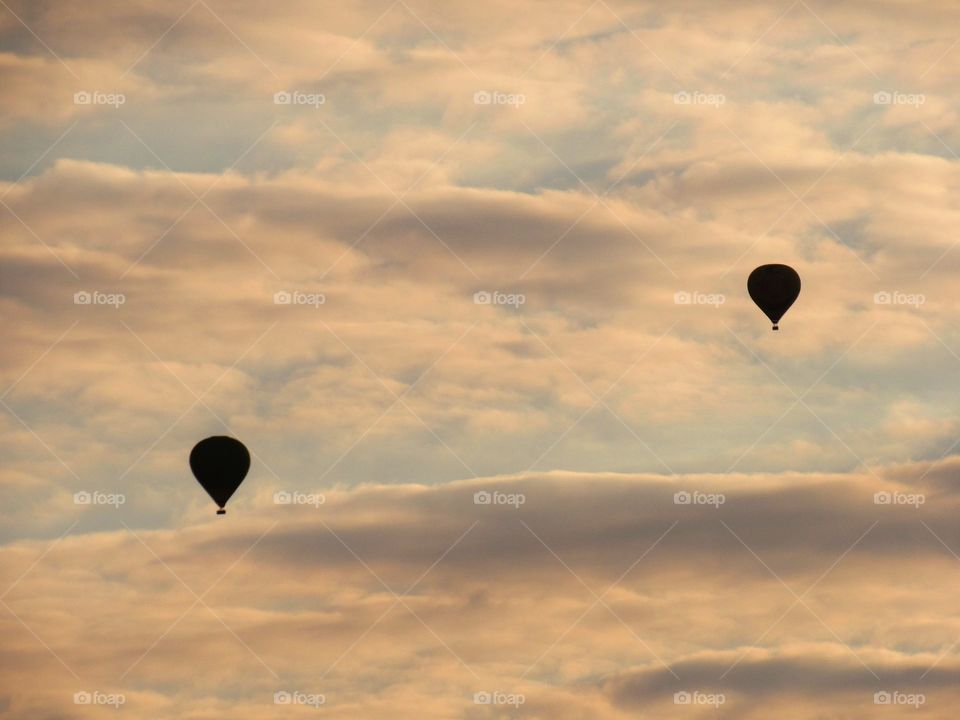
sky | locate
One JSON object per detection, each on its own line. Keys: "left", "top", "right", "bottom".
{"left": 2, "top": 0, "right": 960, "bottom": 717}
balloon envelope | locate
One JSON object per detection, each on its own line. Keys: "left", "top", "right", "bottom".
{"left": 747, "top": 264, "right": 801, "bottom": 330}
{"left": 189, "top": 436, "right": 250, "bottom": 514}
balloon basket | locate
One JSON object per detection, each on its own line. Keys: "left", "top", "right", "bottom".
{"left": 772, "top": 324, "right": 779, "bottom": 331}
{"left": 217, "top": 509, "right": 226, "bottom": 515}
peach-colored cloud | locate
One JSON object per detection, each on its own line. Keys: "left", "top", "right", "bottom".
{"left": 4, "top": 0, "right": 960, "bottom": 716}
{"left": 2, "top": 464, "right": 960, "bottom": 718}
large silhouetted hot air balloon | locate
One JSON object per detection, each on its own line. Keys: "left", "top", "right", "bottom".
{"left": 748, "top": 264, "right": 801, "bottom": 331}
{"left": 189, "top": 436, "right": 250, "bottom": 515}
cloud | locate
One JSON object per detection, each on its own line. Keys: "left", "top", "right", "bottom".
{"left": 3, "top": 147, "right": 960, "bottom": 541}
{"left": 3, "top": 0, "right": 960, "bottom": 716}
{"left": 3, "top": 464, "right": 960, "bottom": 717}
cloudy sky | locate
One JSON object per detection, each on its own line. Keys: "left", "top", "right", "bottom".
{"left": 3, "top": 0, "right": 960, "bottom": 717}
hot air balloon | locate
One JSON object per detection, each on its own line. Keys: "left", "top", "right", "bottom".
{"left": 189, "top": 436, "right": 250, "bottom": 515}
{"left": 747, "top": 264, "right": 801, "bottom": 330}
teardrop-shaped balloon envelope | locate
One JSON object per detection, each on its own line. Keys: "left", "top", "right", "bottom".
{"left": 189, "top": 436, "right": 250, "bottom": 515}
{"left": 747, "top": 264, "right": 801, "bottom": 330}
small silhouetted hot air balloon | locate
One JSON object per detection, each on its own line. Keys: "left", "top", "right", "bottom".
{"left": 189, "top": 436, "right": 250, "bottom": 515}
{"left": 748, "top": 264, "right": 801, "bottom": 331}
